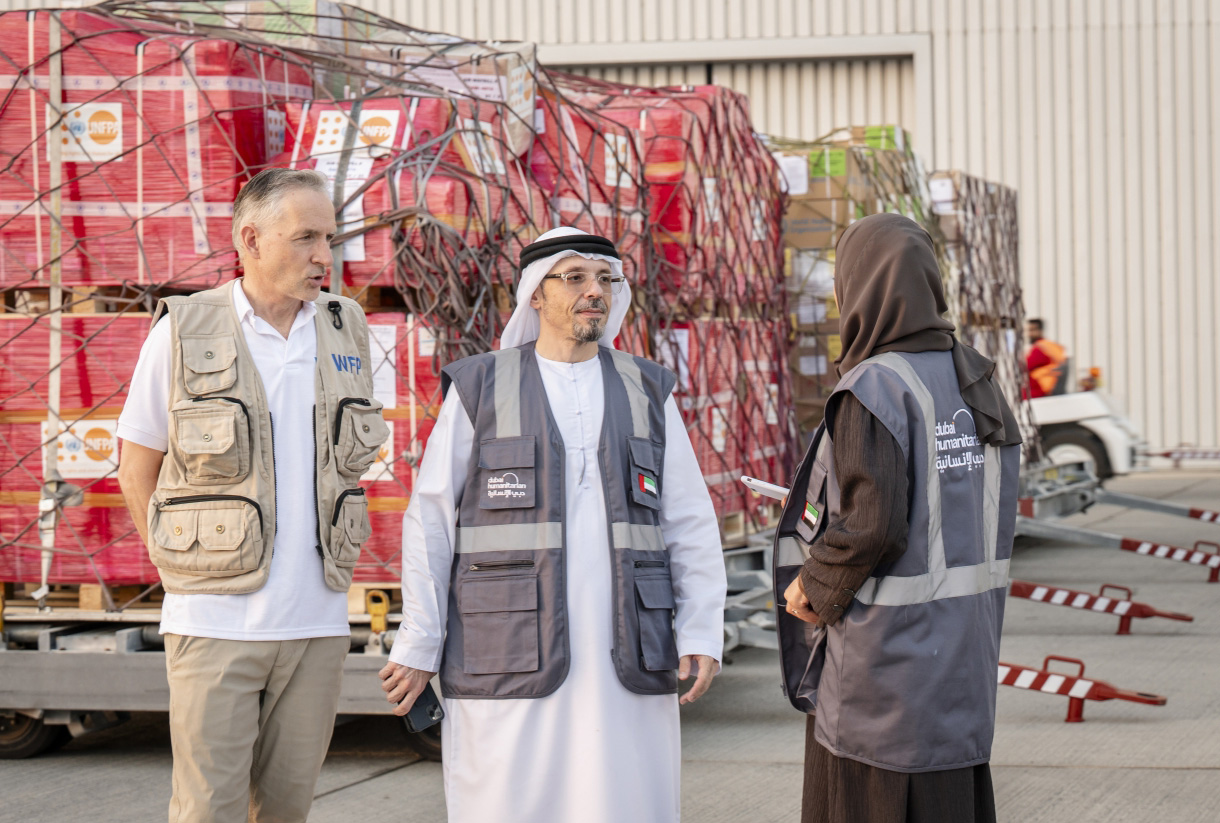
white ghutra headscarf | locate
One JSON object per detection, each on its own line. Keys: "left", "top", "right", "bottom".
{"left": 499, "top": 226, "right": 630, "bottom": 350}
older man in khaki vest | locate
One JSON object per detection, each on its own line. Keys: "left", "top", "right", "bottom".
{"left": 118, "top": 168, "right": 388, "bottom": 822}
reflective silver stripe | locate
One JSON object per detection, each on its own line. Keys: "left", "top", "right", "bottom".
{"left": 870, "top": 353, "right": 945, "bottom": 574}
{"left": 777, "top": 535, "right": 808, "bottom": 566}
{"left": 493, "top": 348, "right": 521, "bottom": 438}
{"left": 611, "top": 521, "right": 666, "bottom": 552}
{"left": 456, "top": 522, "right": 561, "bottom": 553}
{"left": 854, "top": 558, "right": 1011, "bottom": 606}
{"left": 608, "top": 350, "right": 650, "bottom": 438}
{"left": 983, "top": 445, "right": 1002, "bottom": 563}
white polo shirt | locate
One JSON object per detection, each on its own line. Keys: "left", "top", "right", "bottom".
{"left": 118, "top": 280, "right": 349, "bottom": 641}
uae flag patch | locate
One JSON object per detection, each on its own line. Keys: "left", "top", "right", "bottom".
{"left": 803, "top": 502, "right": 820, "bottom": 528}
{"left": 638, "top": 473, "right": 658, "bottom": 496}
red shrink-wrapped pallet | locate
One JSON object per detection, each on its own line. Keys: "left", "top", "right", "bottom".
{"left": 0, "top": 313, "right": 156, "bottom": 584}
{"left": 0, "top": 9, "right": 312, "bottom": 289}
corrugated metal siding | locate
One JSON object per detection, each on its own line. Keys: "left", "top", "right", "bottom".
{"left": 0, "top": 0, "right": 1214, "bottom": 449}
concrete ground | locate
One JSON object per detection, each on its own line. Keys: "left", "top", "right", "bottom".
{"left": 3, "top": 470, "right": 1218, "bottom": 822}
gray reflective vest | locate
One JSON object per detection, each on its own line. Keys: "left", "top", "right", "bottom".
{"left": 774, "top": 350, "right": 1020, "bottom": 772}
{"left": 439, "top": 341, "right": 680, "bottom": 699}
{"left": 146, "top": 280, "right": 389, "bottom": 595}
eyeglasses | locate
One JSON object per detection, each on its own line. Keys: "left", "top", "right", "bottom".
{"left": 542, "top": 271, "right": 627, "bottom": 295}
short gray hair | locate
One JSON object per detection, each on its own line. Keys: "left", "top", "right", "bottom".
{"left": 231, "top": 168, "right": 330, "bottom": 255}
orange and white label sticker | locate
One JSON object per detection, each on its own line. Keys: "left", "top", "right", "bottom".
{"left": 40, "top": 419, "right": 119, "bottom": 479}
{"left": 47, "top": 103, "right": 124, "bottom": 163}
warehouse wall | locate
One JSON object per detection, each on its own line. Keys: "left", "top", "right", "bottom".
{"left": 3, "top": 0, "right": 1216, "bottom": 450}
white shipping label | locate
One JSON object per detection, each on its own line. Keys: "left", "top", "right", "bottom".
{"left": 799, "top": 355, "right": 828, "bottom": 376}
{"left": 41, "top": 419, "right": 119, "bottom": 480}
{"left": 314, "top": 155, "right": 372, "bottom": 262}
{"left": 776, "top": 154, "right": 809, "bottom": 196}
{"left": 702, "top": 178, "right": 720, "bottom": 222}
{"left": 416, "top": 323, "right": 437, "bottom": 357}
{"left": 310, "top": 109, "right": 400, "bottom": 157}
{"left": 461, "top": 118, "right": 506, "bottom": 176}
{"left": 655, "top": 328, "right": 691, "bottom": 392}
{"left": 604, "top": 133, "right": 634, "bottom": 189}
{"left": 47, "top": 103, "right": 123, "bottom": 163}
{"left": 506, "top": 60, "right": 536, "bottom": 124}
{"left": 712, "top": 407, "right": 729, "bottom": 453}
{"left": 750, "top": 200, "right": 768, "bottom": 242}
{"left": 265, "top": 109, "right": 287, "bottom": 157}
{"left": 795, "top": 296, "right": 826, "bottom": 326}
{"left": 361, "top": 420, "right": 395, "bottom": 483}
{"left": 928, "top": 177, "right": 955, "bottom": 203}
{"left": 367, "top": 324, "right": 399, "bottom": 409}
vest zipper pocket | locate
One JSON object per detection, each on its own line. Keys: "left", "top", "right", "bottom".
{"left": 313, "top": 409, "right": 323, "bottom": 558}
{"left": 159, "top": 494, "right": 263, "bottom": 533}
{"left": 467, "top": 559, "right": 536, "bottom": 572}
{"left": 331, "top": 487, "right": 367, "bottom": 526}
{"left": 333, "top": 397, "right": 372, "bottom": 445}
{"left": 634, "top": 560, "right": 666, "bottom": 568}
{"left": 194, "top": 395, "right": 250, "bottom": 420}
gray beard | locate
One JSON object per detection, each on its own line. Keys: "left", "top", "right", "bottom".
{"left": 573, "top": 318, "right": 605, "bottom": 343}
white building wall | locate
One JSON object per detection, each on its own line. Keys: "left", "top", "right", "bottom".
{"left": 2, "top": 0, "right": 1215, "bottom": 449}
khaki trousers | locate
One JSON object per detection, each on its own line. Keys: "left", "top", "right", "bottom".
{"left": 164, "top": 634, "right": 349, "bottom": 823}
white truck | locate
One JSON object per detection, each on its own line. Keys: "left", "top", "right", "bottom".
{"left": 1029, "top": 391, "right": 1144, "bottom": 479}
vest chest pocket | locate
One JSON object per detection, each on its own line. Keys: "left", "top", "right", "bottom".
{"left": 148, "top": 498, "right": 262, "bottom": 576}
{"left": 172, "top": 399, "right": 251, "bottom": 485}
{"left": 477, "top": 436, "right": 536, "bottom": 509}
{"left": 627, "top": 437, "right": 663, "bottom": 510}
{"left": 634, "top": 572, "right": 680, "bottom": 671}
{"left": 181, "top": 334, "right": 238, "bottom": 395}
{"left": 334, "top": 398, "right": 390, "bottom": 479}
{"left": 329, "top": 488, "right": 371, "bottom": 567}
{"left": 458, "top": 574, "right": 540, "bottom": 674}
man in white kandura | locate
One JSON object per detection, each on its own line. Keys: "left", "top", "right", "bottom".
{"left": 379, "top": 226, "right": 728, "bottom": 822}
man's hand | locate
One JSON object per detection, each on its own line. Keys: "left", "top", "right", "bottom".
{"left": 378, "top": 661, "right": 437, "bottom": 717}
{"left": 783, "top": 575, "right": 821, "bottom": 624}
{"left": 678, "top": 654, "right": 719, "bottom": 705}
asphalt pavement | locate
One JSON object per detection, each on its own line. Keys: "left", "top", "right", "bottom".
{"left": 3, "top": 469, "right": 1218, "bottom": 822}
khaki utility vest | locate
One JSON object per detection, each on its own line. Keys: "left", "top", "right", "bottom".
{"left": 146, "top": 280, "right": 389, "bottom": 595}
{"left": 439, "top": 342, "right": 679, "bottom": 698}
{"left": 775, "top": 351, "right": 1020, "bottom": 772}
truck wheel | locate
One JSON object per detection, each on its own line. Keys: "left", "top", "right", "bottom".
{"left": 1042, "top": 426, "right": 1113, "bottom": 479}
{"left": 0, "top": 714, "right": 71, "bottom": 759}
{"left": 399, "top": 723, "right": 442, "bottom": 762}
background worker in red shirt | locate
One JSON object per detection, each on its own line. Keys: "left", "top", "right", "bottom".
{"left": 1025, "top": 318, "right": 1068, "bottom": 397}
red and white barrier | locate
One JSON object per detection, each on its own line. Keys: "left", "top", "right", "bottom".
{"left": 1121, "top": 538, "right": 1220, "bottom": 582}
{"left": 1009, "top": 580, "right": 1194, "bottom": 635}
{"left": 998, "top": 656, "right": 1167, "bottom": 722}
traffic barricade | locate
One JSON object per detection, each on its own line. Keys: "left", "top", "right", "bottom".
{"left": 998, "top": 656, "right": 1167, "bottom": 722}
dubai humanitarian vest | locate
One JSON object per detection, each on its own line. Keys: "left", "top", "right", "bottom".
{"left": 774, "top": 350, "right": 1020, "bottom": 772}
{"left": 146, "top": 280, "right": 390, "bottom": 595}
{"left": 440, "top": 342, "right": 679, "bottom": 699}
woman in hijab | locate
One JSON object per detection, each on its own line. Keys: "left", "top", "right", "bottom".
{"left": 775, "top": 213, "right": 1022, "bottom": 823}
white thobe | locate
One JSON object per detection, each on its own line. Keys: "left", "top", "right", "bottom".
{"left": 390, "top": 353, "right": 727, "bottom": 823}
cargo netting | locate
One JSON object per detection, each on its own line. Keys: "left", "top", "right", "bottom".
{"left": 769, "top": 126, "right": 1038, "bottom": 459}
{"left": 0, "top": 1, "right": 792, "bottom": 602}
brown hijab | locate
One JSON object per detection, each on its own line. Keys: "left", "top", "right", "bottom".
{"left": 833, "top": 213, "right": 1021, "bottom": 447}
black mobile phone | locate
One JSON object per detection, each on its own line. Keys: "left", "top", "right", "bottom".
{"left": 402, "top": 682, "right": 444, "bottom": 734}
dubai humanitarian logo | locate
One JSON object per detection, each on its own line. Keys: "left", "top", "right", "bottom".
{"left": 487, "top": 471, "right": 529, "bottom": 500}
{"left": 934, "top": 408, "right": 984, "bottom": 473}
{"left": 359, "top": 115, "right": 394, "bottom": 145}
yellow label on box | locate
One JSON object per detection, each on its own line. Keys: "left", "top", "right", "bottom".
{"left": 827, "top": 334, "right": 843, "bottom": 360}
{"left": 826, "top": 297, "right": 840, "bottom": 320}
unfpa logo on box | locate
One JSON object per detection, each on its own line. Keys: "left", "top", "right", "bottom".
{"left": 359, "top": 116, "right": 394, "bottom": 146}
